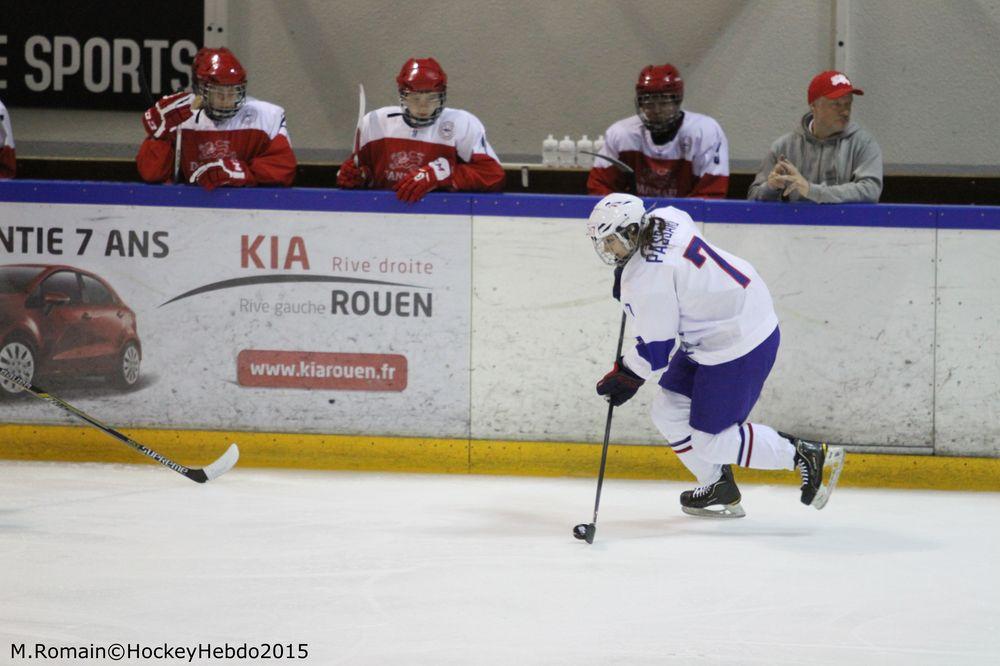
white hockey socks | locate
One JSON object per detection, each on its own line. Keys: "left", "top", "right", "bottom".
{"left": 650, "top": 390, "right": 723, "bottom": 485}
{"left": 668, "top": 435, "right": 723, "bottom": 487}
{"left": 691, "top": 423, "right": 796, "bottom": 471}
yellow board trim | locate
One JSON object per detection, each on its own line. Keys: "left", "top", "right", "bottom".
{"left": 1, "top": 424, "right": 998, "bottom": 492}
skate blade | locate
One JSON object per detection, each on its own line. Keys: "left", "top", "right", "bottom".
{"left": 811, "top": 447, "right": 846, "bottom": 510}
{"left": 681, "top": 502, "right": 746, "bottom": 519}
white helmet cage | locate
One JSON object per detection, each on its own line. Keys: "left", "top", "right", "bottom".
{"left": 586, "top": 193, "right": 648, "bottom": 265}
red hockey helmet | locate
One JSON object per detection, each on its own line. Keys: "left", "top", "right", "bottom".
{"left": 396, "top": 57, "right": 447, "bottom": 128}
{"left": 635, "top": 64, "right": 684, "bottom": 133}
{"left": 192, "top": 47, "right": 247, "bottom": 121}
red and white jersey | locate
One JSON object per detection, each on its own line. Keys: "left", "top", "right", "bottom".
{"left": 347, "top": 106, "right": 504, "bottom": 191}
{"left": 619, "top": 206, "right": 777, "bottom": 376}
{"left": 136, "top": 97, "right": 297, "bottom": 186}
{"left": 588, "top": 112, "right": 729, "bottom": 199}
{"left": 0, "top": 99, "right": 14, "bottom": 179}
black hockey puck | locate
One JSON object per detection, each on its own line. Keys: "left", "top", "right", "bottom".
{"left": 573, "top": 523, "right": 595, "bottom": 543}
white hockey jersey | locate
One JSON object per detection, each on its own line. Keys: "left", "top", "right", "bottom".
{"left": 589, "top": 112, "right": 729, "bottom": 199}
{"left": 619, "top": 206, "right": 778, "bottom": 376}
{"left": 137, "top": 97, "right": 296, "bottom": 186}
{"left": 348, "top": 106, "right": 504, "bottom": 191}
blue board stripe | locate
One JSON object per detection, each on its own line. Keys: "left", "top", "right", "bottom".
{"left": 1, "top": 180, "right": 999, "bottom": 230}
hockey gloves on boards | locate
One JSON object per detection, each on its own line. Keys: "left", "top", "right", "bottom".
{"left": 143, "top": 92, "right": 195, "bottom": 140}
{"left": 337, "top": 157, "right": 369, "bottom": 189}
{"left": 596, "top": 357, "right": 645, "bottom": 407}
{"left": 189, "top": 157, "right": 250, "bottom": 191}
{"left": 395, "top": 157, "right": 453, "bottom": 203}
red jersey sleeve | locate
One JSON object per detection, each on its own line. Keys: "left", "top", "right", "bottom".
{"left": 0, "top": 146, "right": 15, "bottom": 179}
{"left": 689, "top": 174, "right": 729, "bottom": 199}
{"left": 247, "top": 133, "right": 296, "bottom": 187}
{"left": 587, "top": 165, "right": 630, "bottom": 195}
{"left": 136, "top": 137, "right": 175, "bottom": 183}
{"left": 451, "top": 153, "right": 504, "bottom": 192}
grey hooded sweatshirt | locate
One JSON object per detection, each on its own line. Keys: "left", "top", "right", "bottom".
{"left": 747, "top": 112, "right": 882, "bottom": 203}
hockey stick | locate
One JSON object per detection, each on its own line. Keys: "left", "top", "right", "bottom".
{"left": 174, "top": 126, "right": 183, "bottom": 183}
{"left": 574, "top": 311, "right": 628, "bottom": 544}
{"left": 0, "top": 367, "right": 239, "bottom": 483}
{"left": 578, "top": 150, "right": 638, "bottom": 194}
{"left": 353, "top": 83, "right": 366, "bottom": 167}
{"left": 577, "top": 150, "right": 634, "bottom": 176}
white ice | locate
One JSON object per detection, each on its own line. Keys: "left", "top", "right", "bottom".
{"left": 2, "top": 461, "right": 999, "bottom": 665}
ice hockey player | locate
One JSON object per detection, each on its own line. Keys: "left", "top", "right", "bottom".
{"left": 587, "top": 64, "right": 729, "bottom": 199}
{"left": 136, "top": 47, "right": 297, "bottom": 190}
{"left": 586, "top": 193, "right": 844, "bottom": 517}
{"left": 0, "top": 98, "right": 15, "bottom": 179}
{"left": 337, "top": 57, "right": 504, "bottom": 203}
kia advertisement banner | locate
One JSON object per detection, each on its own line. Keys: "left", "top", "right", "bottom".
{"left": 0, "top": 204, "right": 471, "bottom": 437}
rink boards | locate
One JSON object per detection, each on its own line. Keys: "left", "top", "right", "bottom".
{"left": 1, "top": 182, "right": 998, "bottom": 487}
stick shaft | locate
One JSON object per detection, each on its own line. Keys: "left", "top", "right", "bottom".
{"left": 0, "top": 367, "right": 201, "bottom": 480}
{"left": 173, "top": 127, "right": 182, "bottom": 182}
{"left": 353, "top": 83, "right": 366, "bottom": 166}
{"left": 591, "top": 311, "right": 628, "bottom": 523}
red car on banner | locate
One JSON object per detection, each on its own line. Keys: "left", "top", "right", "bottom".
{"left": 0, "top": 264, "right": 142, "bottom": 396}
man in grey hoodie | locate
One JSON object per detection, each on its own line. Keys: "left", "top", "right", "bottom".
{"left": 748, "top": 71, "right": 882, "bottom": 203}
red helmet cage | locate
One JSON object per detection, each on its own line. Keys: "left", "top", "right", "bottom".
{"left": 635, "top": 64, "right": 683, "bottom": 98}
{"left": 396, "top": 57, "right": 447, "bottom": 93}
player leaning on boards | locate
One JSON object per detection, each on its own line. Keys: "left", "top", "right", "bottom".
{"left": 337, "top": 57, "right": 505, "bottom": 203}
{"left": 586, "top": 193, "right": 844, "bottom": 518}
{"left": 587, "top": 64, "right": 729, "bottom": 199}
{"left": 748, "top": 70, "right": 882, "bottom": 203}
{"left": 136, "top": 47, "right": 297, "bottom": 190}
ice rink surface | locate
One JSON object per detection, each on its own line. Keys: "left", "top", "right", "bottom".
{"left": 2, "top": 461, "right": 998, "bottom": 666}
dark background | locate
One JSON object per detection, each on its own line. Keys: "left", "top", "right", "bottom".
{"left": 0, "top": 0, "right": 203, "bottom": 110}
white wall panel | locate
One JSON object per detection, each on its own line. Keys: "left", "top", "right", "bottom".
{"left": 935, "top": 229, "right": 1000, "bottom": 456}
{"left": 469, "top": 215, "right": 662, "bottom": 444}
{"left": 707, "top": 223, "right": 936, "bottom": 448}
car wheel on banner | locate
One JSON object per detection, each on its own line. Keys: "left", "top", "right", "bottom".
{"left": 112, "top": 342, "right": 141, "bottom": 389}
{"left": 0, "top": 337, "right": 35, "bottom": 397}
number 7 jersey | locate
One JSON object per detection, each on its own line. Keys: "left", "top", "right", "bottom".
{"left": 619, "top": 206, "right": 779, "bottom": 376}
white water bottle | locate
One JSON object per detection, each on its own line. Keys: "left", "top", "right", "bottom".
{"left": 575, "top": 134, "right": 594, "bottom": 168}
{"left": 542, "top": 134, "right": 558, "bottom": 166}
{"left": 593, "top": 134, "right": 605, "bottom": 156}
{"left": 557, "top": 135, "right": 575, "bottom": 167}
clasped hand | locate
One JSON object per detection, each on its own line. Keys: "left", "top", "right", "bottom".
{"left": 767, "top": 155, "right": 809, "bottom": 198}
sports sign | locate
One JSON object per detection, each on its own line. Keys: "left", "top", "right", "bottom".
{"left": 0, "top": 0, "right": 204, "bottom": 109}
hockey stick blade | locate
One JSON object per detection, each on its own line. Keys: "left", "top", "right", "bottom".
{"left": 811, "top": 447, "right": 846, "bottom": 510}
{"left": 0, "top": 367, "right": 239, "bottom": 484}
{"left": 185, "top": 443, "right": 240, "bottom": 483}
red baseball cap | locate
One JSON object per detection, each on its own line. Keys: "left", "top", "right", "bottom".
{"left": 808, "top": 70, "right": 864, "bottom": 104}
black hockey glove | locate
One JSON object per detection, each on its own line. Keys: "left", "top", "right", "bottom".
{"left": 596, "top": 357, "right": 645, "bottom": 406}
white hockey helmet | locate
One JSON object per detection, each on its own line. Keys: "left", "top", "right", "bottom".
{"left": 586, "top": 193, "right": 648, "bottom": 265}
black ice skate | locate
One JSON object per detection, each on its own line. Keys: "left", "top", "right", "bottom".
{"left": 783, "top": 434, "right": 846, "bottom": 510}
{"left": 680, "top": 465, "right": 746, "bottom": 519}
